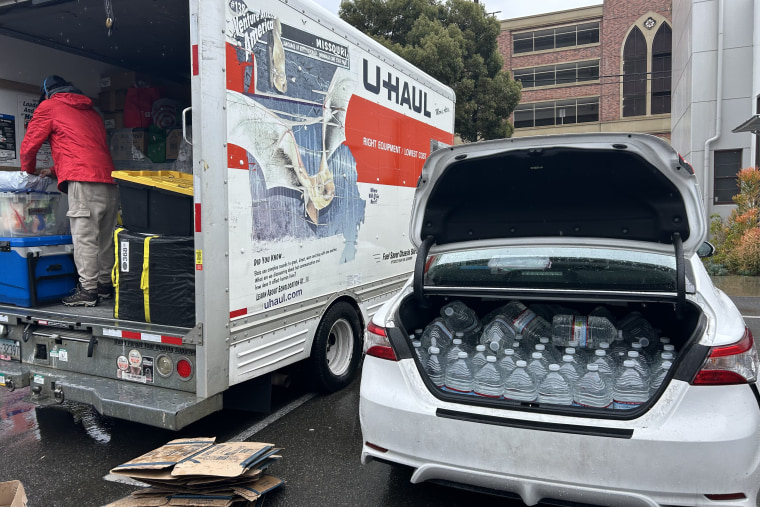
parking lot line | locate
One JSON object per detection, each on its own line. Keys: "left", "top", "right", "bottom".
{"left": 225, "top": 392, "right": 318, "bottom": 443}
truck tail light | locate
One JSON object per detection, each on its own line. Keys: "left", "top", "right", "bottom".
{"left": 692, "top": 328, "right": 758, "bottom": 385}
{"left": 176, "top": 358, "right": 194, "bottom": 380}
{"left": 365, "top": 321, "right": 398, "bottom": 361}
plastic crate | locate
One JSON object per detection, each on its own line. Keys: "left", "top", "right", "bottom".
{"left": 112, "top": 170, "right": 193, "bottom": 236}
{"left": 0, "top": 190, "right": 70, "bottom": 237}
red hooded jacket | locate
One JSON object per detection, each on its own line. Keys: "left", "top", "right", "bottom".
{"left": 20, "top": 93, "right": 115, "bottom": 192}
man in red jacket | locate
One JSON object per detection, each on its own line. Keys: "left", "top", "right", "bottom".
{"left": 20, "top": 75, "right": 118, "bottom": 307}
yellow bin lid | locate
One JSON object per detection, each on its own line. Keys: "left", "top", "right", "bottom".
{"left": 111, "top": 170, "right": 193, "bottom": 196}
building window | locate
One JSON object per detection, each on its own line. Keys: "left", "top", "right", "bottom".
{"left": 513, "top": 22, "right": 600, "bottom": 54}
{"left": 651, "top": 24, "right": 672, "bottom": 114}
{"left": 714, "top": 150, "right": 742, "bottom": 204}
{"left": 514, "top": 98, "right": 599, "bottom": 128}
{"left": 514, "top": 60, "right": 599, "bottom": 89}
{"left": 623, "top": 27, "right": 647, "bottom": 117}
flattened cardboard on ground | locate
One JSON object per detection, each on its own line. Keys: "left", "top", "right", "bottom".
{"left": 171, "top": 443, "right": 275, "bottom": 478}
{"left": 166, "top": 495, "right": 236, "bottom": 507}
{"left": 0, "top": 481, "right": 27, "bottom": 507}
{"left": 111, "top": 438, "right": 216, "bottom": 474}
{"left": 232, "top": 475, "right": 284, "bottom": 502}
{"left": 104, "top": 494, "right": 170, "bottom": 507}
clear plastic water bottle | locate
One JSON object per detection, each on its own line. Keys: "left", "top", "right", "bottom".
{"left": 420, "top": 318, "right": 454, "bottom": 351}
{"left": 559, "top": 354, "right": 583, "bottom": 385}
{"left": 444, "top": 351, "right": 474, "bottom": 394}
{"left": 590, "top": 349, "right": 616, "bottom": 384}
{"left": 551, "top": 315, "right": 617, "bottom": 348}
{"left": 626, "top": 350, "right": 650, "bottom": 383}
{"left": 441, "top": 300, "right": 480, "bottom": 334}
{"left": 651, "top": 351, "right": 674, "bottom": 373}
{"left": 480, "top": 315, "right": 515, "bottom": 350}
{"left": 662, "top": 344, "right": 677, "bottom": 359}
{"left": 473, "top": 356, "right": 503, "bottom": 398}
{"left": 500, "top": 301, "right": 552, "bottom": 347}
{"left": 527, "top": 351, "right": 550, "bottom": 382}
{"left": 649, "top": 360, "right": 672, "bottom": 396}
{"left": 498, "top": 349, "right": 519, "bottom": 378}
{"left": 590, "top": 305, "right": 617, "bottom": 326}
{"left": 538, "top": 337, "right": 562, "bottom": 363}
{"left": 446, "top": 338, "right": 468, "bottom": 365}
{"left": 503, "top": 360, "right": 538, "bottom": 402}
{"left": 412, "top": 340, "right": 428, "bottom": 366}
{"left": 425, "top": 346, "right": 445, "bottom": 387}
{"left": 471, "top": 344, "right": 488, "bottom": 370}
{"left": 510, "top": 341, "right": 527, "bottom": 362}
{"left": 538, "top": 363, "right": 573, "bottom": 406}
{"left": 610, "top": 330, "right": 628, "bottom": 365}
{"left": 613, "top": 359, "right": 649, "bottom": 409}
{"left": 630, "top": 341, "right": 651, "bottom": 366}
{"left": 573, "top": 364, "right": 612, "bottom": 408}
{"left": 619, "top": 312, "right": 658, "bottom": 345}
{"left": 564, "top": 345, "right": 588, "bottom": 367}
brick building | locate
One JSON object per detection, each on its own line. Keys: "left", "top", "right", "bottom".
{"left": 499, "top": 1, "right": 672, "bottom": 139}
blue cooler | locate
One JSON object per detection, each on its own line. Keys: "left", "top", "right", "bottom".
{"left": 0, "top": 235, "right": 77, "bottom": 307}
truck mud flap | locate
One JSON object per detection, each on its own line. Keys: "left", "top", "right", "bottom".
{"left": 21, "top": 367, "right": 222, "bottom": 430}
{"left": 0, "top": 362, "right": 31, "bottom": 391}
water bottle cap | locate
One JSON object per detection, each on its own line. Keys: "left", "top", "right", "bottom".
{"left": 599, "top": 342, "right": 610, "bottom": 349}
{"left": 628, "top": 350, "right": 640, "bottom": 358}
{"left": 568, "top": 340, "right": 579, "bottom": 347}
{"left": 632, "top": 342, "right": 643, "bottom": 349}
{"left": 515, "top": 333, "right": 523, "bottom": 340}
{"left": 444, "top": 307, "right": 454, "bottom": 316}
{"left": 413, "top": 340, "right": 422, "bottom": 348}
{"left": 663, "top": 344, "right": 675, "bottom": 352}
{"left": 453, "top": 338, "right": 462, "bottom": 345}
{"left": 540, "top": 337, "right": 549, "bottom": 344}
{"left": 512, "top": 342, "right": 521, "bottom": 348}
{"left": 662, "top": 361, "right": 672, "bottom": 369}
{"left": 587, "top": 363, "right": 599, "bottom": 371}
{"left": 532, "top": 352, "right": 542, "bottom": 359}
{"left": 535, "top": 344, "right": 545, "bottom": 351}
{"left": 549, "top": 364, "right": 560, "bottom": 371}
{"left": 623, "top": 359, "right": 636, "bottom": 368}
{"left": 429, "top": 346, "right": 440, "bottom": 354}
{"left": 595, "top": 349, "right": 606, "bottom": 356}
{"left": 489, "top": 341, "right": 500, "bottom": 352}
{"left": 458, "top": 351, "right": 468, "bottom": 359}
{"left": 565, "top": 347, "right": 576, "bottom": 354}
{"left": 662, "top": 352, "right": 674, "bottom": 359}
{"left": 504, "top": 349, "right": 514, "bottom": 355}
{"left": 562, "top": 355, "right": 573, "bottom": 362}
{"left": 455, "top": 331, "right": 464, "bottom": 337}
{"left": 415, "top": 328, "right": 423, "bottom": 334}
{"left": 476, "top": 344, "right": 486, "bottom": 351}
{"left": 516, "top": 360, "right": 527, "bottom": 367}
{"left": 486, "top": 356, "right": 497, "bottom": 363}
{"left": 637, "top": 337, "right": 650, "bottom": 347}
{"left": 660, "top": 337, "right": 671, "bottom": 344}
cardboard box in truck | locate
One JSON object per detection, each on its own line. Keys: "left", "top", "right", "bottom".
{"left": 0, "top": 0, "right": 455, "bottom": 430}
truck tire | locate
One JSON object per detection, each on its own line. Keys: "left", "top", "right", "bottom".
{"left": 310, "top": 301, "right": 363, "bottom": 393}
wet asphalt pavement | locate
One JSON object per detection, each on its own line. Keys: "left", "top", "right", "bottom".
{"left": 1, "top": 277, "right": 759, "bottom": 506}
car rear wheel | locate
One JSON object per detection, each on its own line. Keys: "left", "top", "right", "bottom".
{"left": 310, "top": 301, "right": 363, "bottom": 392}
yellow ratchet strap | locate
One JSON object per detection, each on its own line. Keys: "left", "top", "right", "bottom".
{"left": 112, "top": 227, "right": 124, "bottom": 319}
{"left": 140, "top": 236, "right": 158, "bottom": 322}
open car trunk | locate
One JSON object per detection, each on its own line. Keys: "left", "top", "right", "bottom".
{"left": 391, "top": 292, "right": 706, "bottom": 415}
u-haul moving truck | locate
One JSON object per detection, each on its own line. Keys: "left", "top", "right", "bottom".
{"left": 0, "top": 0, "right": 455, "bottom": 429}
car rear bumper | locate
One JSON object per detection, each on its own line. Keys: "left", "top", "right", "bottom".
{"left": 360, "top": 356, "right": 760, "bottom": 507}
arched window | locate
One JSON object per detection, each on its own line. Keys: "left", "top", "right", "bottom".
{"left": 651, "top": 24, "right": 672, "bottom": 114}
{"left": 623, "top": 27, "right": 647, "bottom": 117}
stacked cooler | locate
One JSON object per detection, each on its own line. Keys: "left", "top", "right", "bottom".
{"left": 0, "top": 188, "right": 76, "bottom": 307}
{"left": 111, "top": 170, "right": 195, "bottom": 327}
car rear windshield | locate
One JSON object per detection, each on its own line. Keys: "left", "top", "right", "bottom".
{"left": 424, "top": 247, "right": 678, "bottom": 292}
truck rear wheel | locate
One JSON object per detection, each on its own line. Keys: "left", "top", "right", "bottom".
{"left": 310, "top": 301, "right": 362, "bottom": 393}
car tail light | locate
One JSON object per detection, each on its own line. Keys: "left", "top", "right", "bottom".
{"left": 365, "top": 321, "right": 398, "bottom": 361}
{"left": 692, "top": 328, "right": 758, "bottom": 385}
{"left": 705, "top": 493, "right": 746, "bottom": 500}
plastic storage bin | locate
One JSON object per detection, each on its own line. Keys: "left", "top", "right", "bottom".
{"left": 0, "top": 235, "right": 76, "bottom": 307}
{"left": 0, "top": 190, "right": 70, "bottom": 237}
{"left": 112, "top": 228, "right": 195, "bottom": 327}
{"left": 112, "top": 170, "right": 193, "bottom": 236}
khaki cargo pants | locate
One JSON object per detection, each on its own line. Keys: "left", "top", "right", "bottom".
{"left": 67, "top": 181, "right": 119, "bottom": 292}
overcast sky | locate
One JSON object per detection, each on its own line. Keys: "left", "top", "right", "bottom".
{"left": 311, "top": 0, "right": 603, "bottom": 20}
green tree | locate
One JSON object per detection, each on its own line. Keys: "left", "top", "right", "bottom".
{"left": 340, "top": 0, "right": 521, "bottom": 142}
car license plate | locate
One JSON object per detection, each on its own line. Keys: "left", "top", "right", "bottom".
{"left": 0, "top": 338, "right": 20, "bottom": 362}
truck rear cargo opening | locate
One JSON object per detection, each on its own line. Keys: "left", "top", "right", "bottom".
{"left": 0, "top": 0, "right": 455, "bottom": 429}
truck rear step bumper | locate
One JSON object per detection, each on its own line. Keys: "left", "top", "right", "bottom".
{"left": 0, "top": 363, "right": 222, "bottom": 430}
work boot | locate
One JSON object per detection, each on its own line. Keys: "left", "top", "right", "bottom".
{"left": 62, "top": 284, "right": 98, "bottom": 307}
{"left": 97, "top": 281, "right": 114, "bottom": 300}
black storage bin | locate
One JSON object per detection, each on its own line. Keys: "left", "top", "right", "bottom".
{"left": 113, "top": 228, "right": 195, "bottom": 327}
{"left": 112, "top": 170, "right": 194, "bottom": 236}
